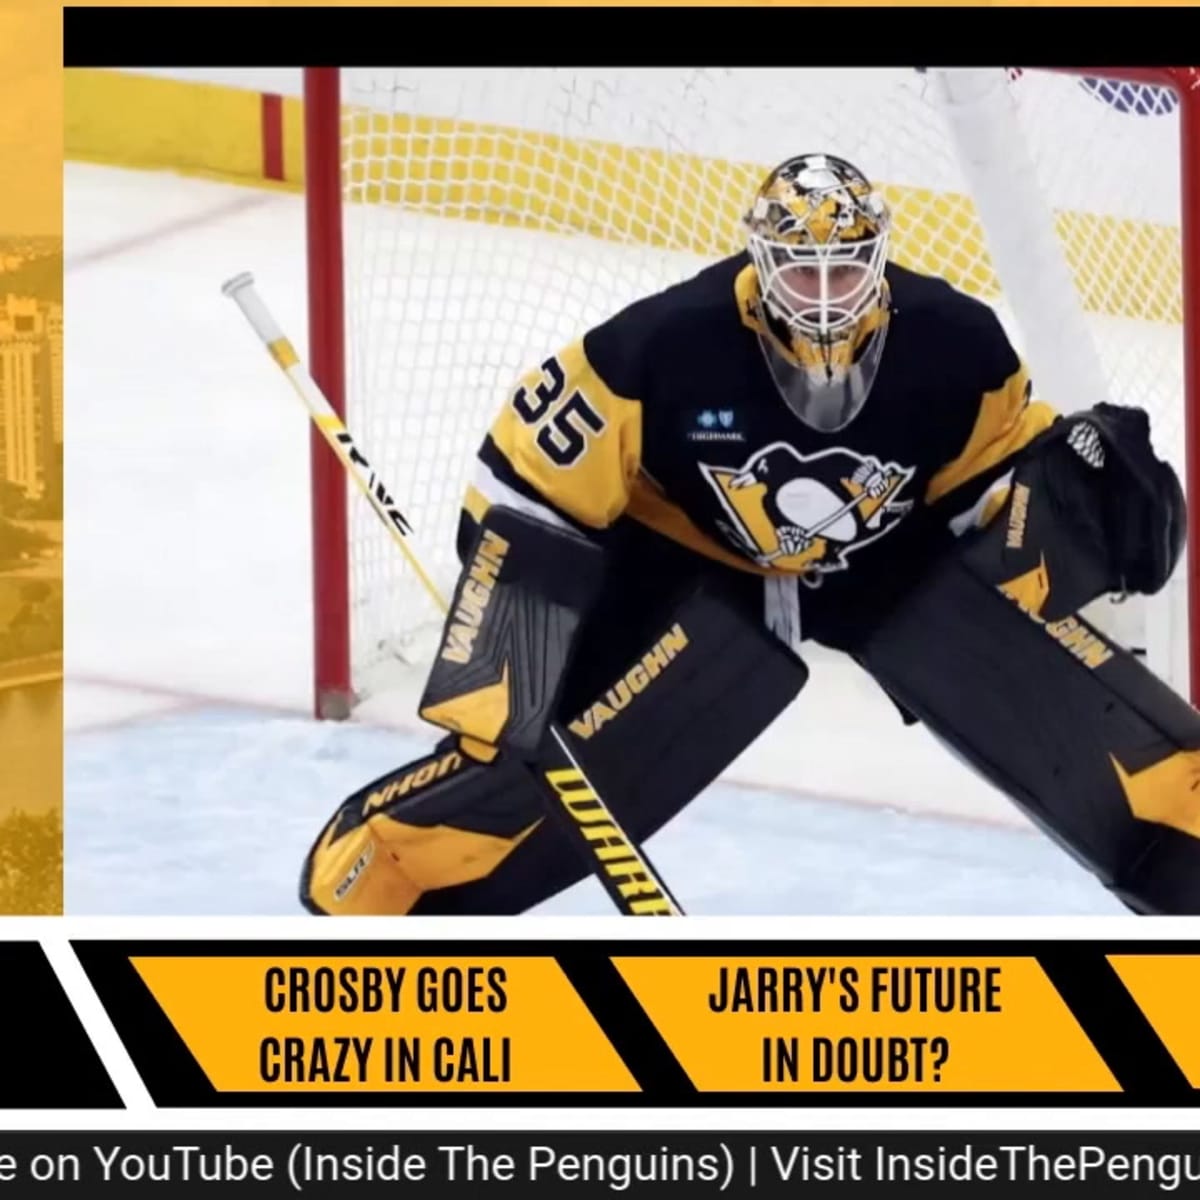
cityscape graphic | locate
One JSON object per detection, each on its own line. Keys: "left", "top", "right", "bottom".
{"left": 0, "top": 233, "right": 62, "bottom": 914}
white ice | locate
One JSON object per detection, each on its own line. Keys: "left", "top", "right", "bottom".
{"left": 63, "top": 161, "right": 1130, "bottom": 917}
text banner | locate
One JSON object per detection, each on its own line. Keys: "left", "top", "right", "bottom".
{"left": 2, "top": 1132, "right": 1200, "bottom": 1195}
{"left": 71, "top": 940, "right": 1200, "bottom": 1106}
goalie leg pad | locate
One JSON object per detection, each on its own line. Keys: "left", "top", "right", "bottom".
{"left": 418, "top": 505, "right": 607, "bottom": 759}
{"left": 299, "top": 742, "right": 540, "bottom": 915}
{"left": 425, "top": 586, "right": 806, "bottom": 917}
{"left": 853, "top": 500, "right": 1200, "bottom": 915}
{"left": 303, "top": 526, "right": 809, "bottom": 916}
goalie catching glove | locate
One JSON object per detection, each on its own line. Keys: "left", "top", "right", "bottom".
{"left": 1080, "top": 402, "right": 1186, "bottom": 598}
{"left": 1040, "top": 402, "right": 1183, "bottom": 602}
{"left": 418, "top": 506, "right": 607, "bottom": 761}
{"left": 969, "top": 402, "right": 1186, "bottom": 621}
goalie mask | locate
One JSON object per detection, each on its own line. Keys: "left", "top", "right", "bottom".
{"left": 744, "top": 153, "right": 892, "bottom": 432}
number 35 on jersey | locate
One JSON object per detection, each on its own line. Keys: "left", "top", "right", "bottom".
{"left": 486, "top": 340, "right": 641, "bottom": 530}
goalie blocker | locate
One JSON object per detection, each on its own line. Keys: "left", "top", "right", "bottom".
{"left": 302, "top": 404, "right": 1200, "bottom": 916}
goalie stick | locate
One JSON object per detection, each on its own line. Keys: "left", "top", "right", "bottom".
{"left": 221, "top": 271, "right": 685, "bottom": 917}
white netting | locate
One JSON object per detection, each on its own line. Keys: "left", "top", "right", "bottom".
{"left": 333, "top": 67, "right": 1186, "bottom": 700}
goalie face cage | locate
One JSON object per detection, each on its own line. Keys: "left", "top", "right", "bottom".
{"left": 303, "top": 65, "right": 1200, "bottom": 719}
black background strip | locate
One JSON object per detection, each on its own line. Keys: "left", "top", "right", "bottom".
{"left": 69, "top": 939, "right": 1200, "bottom": 1109}
{"left": 64, "top": 6, "right": 1190, "bottom": 70}
{"left": 70, "top": 942, "right": 216, "bottom": 1108}
{"left": 0, "top": 943, "right": 121, "bottom": 1108}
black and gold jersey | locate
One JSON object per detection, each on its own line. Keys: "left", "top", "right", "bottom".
{"left": 461, "top": 251, "right": 1057, "bottom": 638}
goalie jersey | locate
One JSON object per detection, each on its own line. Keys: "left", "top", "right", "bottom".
{"left": 460, "top": 253, "right": 1058, "bottom": 647}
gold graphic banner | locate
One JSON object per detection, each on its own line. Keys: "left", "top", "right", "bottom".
{"left": 128, "top": 955, "right": 639, "bottom": 1095}
{"left": 72, "top": 941, "right": 1200, "bottom": 1107}
{"left": 613, "top": 955, "right": 1119, "bottom": 1093}
{"left": 1107, "top": 955, "right": 1200, "bottom": 1088}
{"left": 0, "top": 0, "right": 63, "bottom": 915}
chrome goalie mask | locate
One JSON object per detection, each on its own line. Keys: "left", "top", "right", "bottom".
{"left": 744, "top": 153, "right": 892, "bottom": 432}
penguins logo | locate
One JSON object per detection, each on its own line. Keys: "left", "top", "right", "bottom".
{"left": 700, "top": 442, "right": 916, "bottom": 583}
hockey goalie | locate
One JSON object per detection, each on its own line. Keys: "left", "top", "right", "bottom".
{"left": 301, "top": 152, "right": 1200, "bottom": 917}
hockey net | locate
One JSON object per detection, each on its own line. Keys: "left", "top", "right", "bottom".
{"left": 303, "top": 66, "right": 1199, "bottom": 719}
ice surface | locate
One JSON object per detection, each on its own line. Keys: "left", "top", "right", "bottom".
{"left": 65, "top": 709, "right": 1122, "bottom": 917}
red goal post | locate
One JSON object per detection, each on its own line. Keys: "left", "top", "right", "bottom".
{"left": 302, "top": 65, "right": 1200, "bottom": 719}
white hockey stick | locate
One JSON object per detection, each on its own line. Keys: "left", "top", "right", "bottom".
{"left": 221, "top": 271, "right": 685, "bottom": 917}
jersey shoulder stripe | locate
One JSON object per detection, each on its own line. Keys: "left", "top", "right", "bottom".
{"left": 918, "top": 286, "right": 1059, "bottom": 517}
{"left": 484, "top": 337, "right": 643, "bottom": 531}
